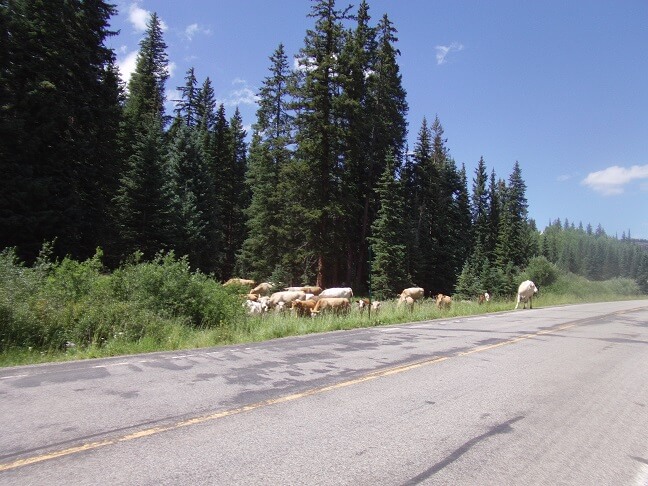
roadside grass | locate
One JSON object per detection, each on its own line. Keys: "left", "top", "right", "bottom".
{"left": 1, "top": 248, "right": 645, "bottom": 368}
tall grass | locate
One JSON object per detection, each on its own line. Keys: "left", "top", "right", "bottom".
{"left": 0, "top": 248, "right": 645, "bottom": 368}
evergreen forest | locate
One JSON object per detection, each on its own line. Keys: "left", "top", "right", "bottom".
{"left": 2, "top": 0, "right": 648, "bottom": 301}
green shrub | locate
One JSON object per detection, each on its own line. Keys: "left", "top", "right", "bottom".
{"left": 522, "top": 256, "right": 559, "bottom": 287}
{"left": 111, "top": 251, "right": 244, "bottom": 328}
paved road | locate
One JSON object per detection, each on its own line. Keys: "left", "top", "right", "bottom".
{"left": 1, "top": 301, "right": 647, "bottom": 485}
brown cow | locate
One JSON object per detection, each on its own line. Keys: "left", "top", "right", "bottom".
{"left": 291, "top": 299, "right": 318, "bottom": 317}
{"left": 478, "top": 292, "right": 490, "bottom": 305}
{"left": 310, "top": 297, "right": 350, "bottom": 316}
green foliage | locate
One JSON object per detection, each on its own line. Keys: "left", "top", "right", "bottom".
{"left": 369, "top": 152, "right": 411, "bottom": 299}
{"left": 2, "top": 0, "right": 646, "bottom": 328}
{"left": 110, "top": 251, "right": 243, "bottom": 328}
{"left": 542, "top": 272, "right": 640, "bottom": 298}
{"left": 522, "top": 256, "right": 559, "bottom": 287}
{"left": 1, "top": 0, "right": 121, "bottom": 262}
{"left": 0, "top": 248, "right": 243, "bottom": 354}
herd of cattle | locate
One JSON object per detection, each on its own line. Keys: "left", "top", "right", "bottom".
{"left": 224, "top": 278, "right": 539, "bottom": 317}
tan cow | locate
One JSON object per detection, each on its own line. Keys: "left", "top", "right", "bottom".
{"left": 310, "top": 297, "right": 351, "bottom": 316}
{"left": 398, "top": 287, "right": 424, "bottom": 306}
{"left": 224, "top": 278, "right": 255, "bottom": 288}
{"left": 251, "top": 282, "right": 274, "bottom": 296}
{"left": 436, "top": 294, "right": 452, "bottom": 310}
{"left": 285, "top": 286, "right": 322, "bottom": 295}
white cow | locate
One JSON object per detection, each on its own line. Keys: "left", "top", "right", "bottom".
{"left": 267, "top": 290, "right": 307, "bottom": 308}
{"left": 371, "top": 300, "right": 382, "bottom": 315}
{"left": 319, "top": 287, "right": 353, "bottom": 299}
{"left": 398, "top": 287, "right": 424, "bottom": 306}
{"left": 357, "top": 299, "right": 382, "bottom": 316}
{"left": 243, "top": 299, "right": 267, "bottom": 315}
{"left": 515, "top": 280, "right": 538, "bottom": 309}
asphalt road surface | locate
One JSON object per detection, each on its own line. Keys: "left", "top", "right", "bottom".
{"left": 1, "top": 300, "right": 647, "bottom": 485}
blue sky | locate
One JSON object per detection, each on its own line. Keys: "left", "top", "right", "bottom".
{"left": 107, "top": 0, "right": 648, "bottom": 239}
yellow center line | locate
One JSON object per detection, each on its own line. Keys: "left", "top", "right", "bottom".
{"left": 0, "top": 321, "right": 578, "bottom": 473}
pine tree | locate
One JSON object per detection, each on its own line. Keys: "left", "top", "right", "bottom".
{"left": 485, "top": 170, "right": 501, "bottom": 259}
{"left": 0, "top": 0, "right": 121, "bottom": 261}
{"left": 113, "top": 117, "right": 171, "bottom": 257}
{"left": 369, "top": 152, "right": 411, "bottom": 299}
{"left": 495, "top": 161, "right": 531, "bottom": 269}
{"left": 472, "top": 157, "right": 489, "bottom": 250}
{"left": 165, "top": 123, "right": 215, "bottom": 270}
{"left": 337, "top": 0, "right": 377, "bottom": 290}
{"left": 122, "top": 12, "right": 168, "bottom": 131}
{"left": 406, "top": 117, "right": 439, "bottom": 291}
{"left": 195, "top": 77, "right": 218, "bottom": 132}
{"left": 237, "top": 44, "right": 295, "bottom": 281}
{"left": 174, "top": 67, "right": 199, "bottom": 127}
{"left": 224, "top": 108, "right": 249, "bottom": 277}
{"left": 291, "top": 0, "right": 352, "bottom": 287}
{"left": 114, "top": 12, "right": 171, "bottom": 259}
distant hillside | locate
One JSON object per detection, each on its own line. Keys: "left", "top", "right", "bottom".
{"left": 630, "top": 239, "right": 648, "bottom": 251}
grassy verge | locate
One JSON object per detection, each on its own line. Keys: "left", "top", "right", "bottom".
{"left": 1, "top": 249, "right": 645, "bottom": 368}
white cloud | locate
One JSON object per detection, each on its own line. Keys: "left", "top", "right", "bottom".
{"left": 116, "top": 53, "right": 175, "bottom": 87}
{"left": 582, "top": 164, "right": 648, "bottom": 196}
{"left": 128, "top": 1, "right": 167, "bottom": 32}
{"left": 166, "top": 61, "right": 177, "bottom": 78}
{"left": 435, "top": 42, "right": 464, "bottom": 65}
{"left": 117, "top": 50, "right": 139, "bottom": 85}
{"left": 128, "top": 2, "right": 149, "bottom": 32}
{"left": 228, "top": 87, "right": 258, "bottom": 106}
{"left": 226, "top": 79, "right": 258, "bottom": 106}
{"left": 184, "top": 23, "right": 211, "bottom": 41}
{"left": 294, "top": 56, "right": 316, "bottom": 73}
{"left": 557, "top": 174, "right": 572, "bottom": 182}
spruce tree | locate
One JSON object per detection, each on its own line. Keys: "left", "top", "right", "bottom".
{"left": 237, "top": 44, "right": 294, "bottom": 281}
{"left": 122, "top": 12, "right": 168, "bottom": 130}
{"left": 113, "top": 117, "right": 171, "bottom": 257}
{"left": 174, "top": 67, "right": 199, "bottom": 127}
{"left": 114, "top": 12, "right": 171, "bottom": 259}
{"left": 1, "top": 0, "right": 121, "bottom": 261}
{"left": 369, "top": 152, "right": 411, "bottom": 299}
{"left": 165, "top": 122, "right": 215, "bottom": 270}
{"left": 338, "top": 0, "right": 377, "bottom": 289}
{"left": 495, "top": 161, "right": 531, "bottom": 269}
{"left": 206, "top": 104, "right": 232, "bottom": 278}
{"left": 195, "top": 77, "right": 221, "bottom": 272}
{"left": 407, "top": 117, "right": 438, "bottom": 291}
{"left": 472, "top": 157, "right": 489, "bottom": 249}
{"left": 195, "top": 77, "right": 218, "bottom": 132}
{"left": 429, "top": 117, "right": 467, "bottom": 293}
{"left": 485, "top": 170, "right": 501, "bottom": 259}
{"left": 291, "top": 0, "right": 352, "bottom": 287}
{"left": 224, "top": 108, "right": 249, "bottom": 277}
